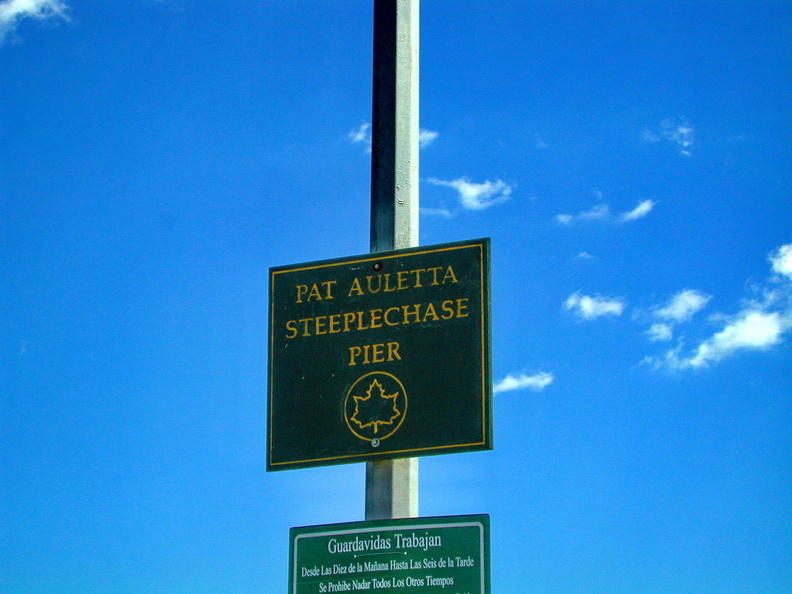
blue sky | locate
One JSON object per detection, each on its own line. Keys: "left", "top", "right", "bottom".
{"left": 2, "top": 1, "right": 791, "bottom": 592}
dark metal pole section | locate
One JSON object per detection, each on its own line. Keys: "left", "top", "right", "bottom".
{"left": 366, "top": 0, "right": 419, "bottom": 520}
{"left": 370, "top": 0, "right": 419, "bottom": 253}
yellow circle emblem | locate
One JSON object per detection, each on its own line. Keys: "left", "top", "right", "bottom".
{"left": 344, "top": 371, "right": 407, "bottom": 445}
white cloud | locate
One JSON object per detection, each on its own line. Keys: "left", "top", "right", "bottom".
{"left": 650, "top": 310, "right": 787, "bottom": 371}
{"left": 643, "top": 118, "right": 694, "bottom": 156}
{"left": 641, "top": 129, "right": 661, "bottom": 143}
{"left": 419, "top": 129, "right": 438, "bottom": 148}
{"left": 662, "top": 118, "right": 694, "bottom": 156}
{"left": 494, "top": 372, "right": 554, "bottom": 394}
{"left": 428, "top": 177, "right": 512, "bottom": 211}
{"left": 684, "top": 310, "right": 785, "bottom": 368}
{"left": 655, "top": 289, "right": 712, "bottom": 323}
{"left": 555, "top": 203, "right": 609, "bottom": 225}
{"left": 645, "top": 242, "right": 792, "bottom": 370}
{"left": 770, "top": 243, "right": 792, "bottom": 279}
{"left": 556, "top": 200, "right": 655, "bottom": 225}
{"left": 0, "top": 0, "right": 68, "bottom": 43}
{"left": 348, "top": 122, "right": 370, "bottom": 144}
{"left": 419, "top": 206, "right": 453, "bottom": 219}
{"left": 348, "top": 122, "right": 372, "bottom": 152}
{"left": 646, "top": 322, "right": 673, "bottom": 342}
{"left": 575, "top": 251, "right": 594, "bottom": 260}
{"left": 577, "top": 203, "right": 610, "bottom": 220}
{"left": 619, "top": 199, "right": 656, "bottom": 223}
{"left": 564, "top": 292, "right": 625, "bottom": 320}
{"left": 638, "top": 289, "right": 711, "bottom": 343}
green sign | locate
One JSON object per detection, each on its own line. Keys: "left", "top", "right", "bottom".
{"left": 268, "top": 238, "right": 491, "bottom": 471}
{"left": 289, "top": 515, "right": 490, "bottom": 594}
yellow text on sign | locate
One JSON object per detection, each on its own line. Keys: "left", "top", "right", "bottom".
{"left": 284, "top": 299, "right": 469, "bottom": 339}
{"left": 348, "top": 342, "right": 402, "bottom": 366}
{"left": 293, "top": 266, "right": 459, "bottom": 304}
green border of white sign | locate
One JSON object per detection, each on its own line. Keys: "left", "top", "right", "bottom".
{"left": 289, "top": 514, "right": 490, "bottom": 593}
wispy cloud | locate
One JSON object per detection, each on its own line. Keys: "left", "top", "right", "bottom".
{"left": 639, "top": 289, "right": 711, "bottom": 342}
{"left": 419, "top": 206, "right": 453, "bottom": 219}
{"left": 555, "top": 203, "right": 609, "bottom": 225}
{"left": 348, "top": 122, "right": 372, "bottom": 152}
{"left": 494, "top": 371, "right": 554, "bottom": 394}
{"left": 0, "top": 0, "right": 68, "bottom": 44}
{"left": 556, "top": 200, "right": 655, "bottom": 225}
{"left": 683, "top": 310, "right": 785, "bottom": 368}
{"left": 349, "top": 122, "right": 438, "bottom": 152}
{"left": 564, "top": 292, "right": 625, "bottom": 321}
{"left": 619, "top": 200, "right": 656, "bottom": 222}
{"left": 419, "top": 129, "right": 438, "bottom": 148}
{"left": 644, "top": 242, "right": 792, "bottom": 370}
{"left": 646, "top": 322, "right": 673, "bottom": 342}
{"left": 349, "top": 122, "right": 370, "bottom": 142}
{"left": 770, "top": 243, "right": 792, "bottom": 277}
{"left": 642, "top": 118, "right": 695, "bottom": 157}
{"left": 655, "top": 289, "right": 712, "bottom": 323}
{"left": 428, "top": 177, "right": 512, "bottom": 211}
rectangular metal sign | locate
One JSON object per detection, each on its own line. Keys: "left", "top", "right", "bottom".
{"left": 268, "top": 238, "right": 491, "bottom": 470}
{"left": 289, "top": 514, "right": 491, "bottom": 594}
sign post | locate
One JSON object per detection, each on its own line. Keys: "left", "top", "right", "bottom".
{"left": 367, "top": 0, "right": 420, "bottom": 520}
{"left": 269, "top": 5, "right": 496, "bottom": 589}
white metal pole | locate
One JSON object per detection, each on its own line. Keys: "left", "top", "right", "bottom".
{"left": 366, "top": 0, "right": 419, "bottom": 520}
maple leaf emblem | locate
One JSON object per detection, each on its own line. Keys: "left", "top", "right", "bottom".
{"left": 350, "top": 379, "right": 401, "bottom": 435}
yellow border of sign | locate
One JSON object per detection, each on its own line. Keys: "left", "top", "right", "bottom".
{"left": 267, "top": 238, "right": 490, "bottom": 469}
